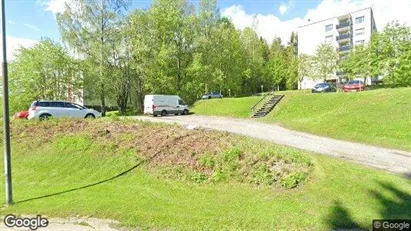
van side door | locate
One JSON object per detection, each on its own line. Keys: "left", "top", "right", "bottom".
{"left": 178, "top": 99, "right": 186, "bottom": 113}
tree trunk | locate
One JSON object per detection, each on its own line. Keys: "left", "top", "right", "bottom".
{"left": 100, "top": 83, "right": 106, "bottom": 116}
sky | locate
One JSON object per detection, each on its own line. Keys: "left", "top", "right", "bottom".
{"left": 3, "top": 0, "right": 411, "bottom": 60}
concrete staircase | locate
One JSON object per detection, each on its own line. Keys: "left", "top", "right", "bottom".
{"left": 252, "top": 95, "right": 284, "bottom": 118}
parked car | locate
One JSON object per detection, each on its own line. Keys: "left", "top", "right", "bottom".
{"left": 13, "top": 111, "right": 29, "bottom": 119}
{"left": 28, "top": 100, "right": 101, "bottom": 120}
{"left": 343, "top": 80, "right": 366, "bottom": 92}
{"left": 312, "top": 83, "right": 337, "bottom": 93}
{"left": 144, "top": 95, "right": 189, "bottom": 117}
{"left": 202, "top": 92, "right": 223, "bottom": 99}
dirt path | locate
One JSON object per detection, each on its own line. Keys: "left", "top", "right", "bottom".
{"left": 132, "top": 115, "right": 411, "bottom": 176}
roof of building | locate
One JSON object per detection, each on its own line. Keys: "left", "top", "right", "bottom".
{"left": 298, "top": 7, "right": 373, "bottom": 29}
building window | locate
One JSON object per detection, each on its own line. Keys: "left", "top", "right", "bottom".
{"left": 325, "top": 35, "right": 333, "bottom": 43}
{"left": 355, "top": 16, "right": 364, "bottom": 24}
{"left": 355, "top": 40, "right": 365, "bottom": 45}
{"left": 325, "top": 24, "right": 333, "bottom": 32}
{"left": 355, "top": 28, "right": 365, "bottom": 36}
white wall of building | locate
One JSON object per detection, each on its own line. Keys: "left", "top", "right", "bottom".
{"left": 298, "top": 7, "right": 375, "bottom": 89}
{"left": 351, "top": 8, "right": 373, "bottom": 46}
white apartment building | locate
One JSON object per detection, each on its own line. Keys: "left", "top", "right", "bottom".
{"left": 298, "top": 7, "right": 377, "bottom": 89}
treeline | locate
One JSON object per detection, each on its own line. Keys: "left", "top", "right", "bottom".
{"left": 8, "top": 0, "right": 298, "bottom": 115}
{"left": 299, "top": 22, "right": 411, "bottom": 87}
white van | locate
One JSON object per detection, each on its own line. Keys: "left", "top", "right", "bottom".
{"left": 144, "top": 95, "right": 189, "bottom": 117}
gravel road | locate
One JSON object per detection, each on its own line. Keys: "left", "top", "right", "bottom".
{"left": 132, "top": 115, "right": 411, "bottom": 177}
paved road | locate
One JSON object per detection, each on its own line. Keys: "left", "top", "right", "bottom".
{"left": 132, "top": 115, "right": 411, "bottom": 177}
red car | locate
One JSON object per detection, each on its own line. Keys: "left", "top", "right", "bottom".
{"left": 13, "top": 111, "right": 29, "bottom": 119}
{"left": 343, "top": 80, "right": 366, "bottom": 92}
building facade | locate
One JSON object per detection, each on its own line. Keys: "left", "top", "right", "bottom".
{"left": 298, "top": 7, "right": 377, "bottom": 89}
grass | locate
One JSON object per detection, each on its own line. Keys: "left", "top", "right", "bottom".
{"left": 0, "top": 119, "right": 410, "bottom": 230}
{"left": 191, "top": 90, "right": 307, "bottom": 118}
{"left": 262, "top": 87, "right": 411, "bottom": 151}
{"left": 106, "top": 109, "right": 142, "bottom": 117}
{"left": 191, "top": 95, "right": 270, "bottom": 118}
{"left": 190, "top": 88, "right": 411, "bottom": 151}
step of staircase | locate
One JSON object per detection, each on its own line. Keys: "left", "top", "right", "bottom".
{"left": 252, "top": 95, "right": 284, "bottom": 118}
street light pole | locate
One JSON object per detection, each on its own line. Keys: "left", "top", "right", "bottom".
{"left": 1, "top": 0, "right": 13, "bottom": 206}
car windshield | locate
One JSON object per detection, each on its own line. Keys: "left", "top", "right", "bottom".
{"left": 30, "top": 101, "right": 38, "bottom": 108}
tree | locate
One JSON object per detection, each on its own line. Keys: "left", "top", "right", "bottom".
{"left": 9, "top": 39, "right": 80, "bottom": 112}
{"left": 393, "top": 43, "right": 411, "bottom": 87}
{"left": 314, "top": 42, "right": 338, "bottom": 81}
{"left": 375, "top": 21, "right": 411, "bottom": 86}
{"left": 340, "top": 44, "right": 372, "bottom": 82}
{"left": 297, "top": 53, "right": 314, "bottom": 89}
{"left": 241, "top": 27, "right": 266, "bottom": 94}
{"left": 57, "top": 0, "right": 131, "bottom": 116}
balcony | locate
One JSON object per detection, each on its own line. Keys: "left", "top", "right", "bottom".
{"left": 337, "top": 14, "right": 350, "bottom": 21}
{"left": 336, "top": 21, "right": 351, "bottom": 32}
{"left": 336, "top": 33, "right": 351, "bottom": 44}
{"left": 339, "top": 45, "right": 351, "bottom": 53}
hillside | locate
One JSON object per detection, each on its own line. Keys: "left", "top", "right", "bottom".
{"left": 191, "top": 95, "right": 270, "bottom": 118}
{"left": 262, "top": 88, "right": 411, "bottom": 151}
{"left": 190, "top": 88, "right": 411, "bottom": 151}
{"left": 0, "top": 119, "right": 409, "bottom": 230}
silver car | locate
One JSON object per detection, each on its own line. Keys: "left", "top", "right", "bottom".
{"left": 202, "top": 92, "right": 223, "bottom": 99}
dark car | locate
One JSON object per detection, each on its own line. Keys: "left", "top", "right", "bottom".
{"left": 312, "top": 83, "right": 337, "bottom": 93}
{"left": 343, "top": 80, "right": 365, "bottom": 92}
{"left": 202, "top": 92, "right": 223, "bottom": 99}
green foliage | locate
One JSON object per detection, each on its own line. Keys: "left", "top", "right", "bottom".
{"left": 340, "top": 44, "right": 371, "bottom": 81}
{"left": 198, "top": 153, "right": 215, "bottom": 168}
{"left": 340, "top": 21, "right": 411, "bottom": 86}
{"left": 280, "top": 171, "right": 308, "bottom": 189}
{"left": 8, "top": 0, "right": 303, "bottom": 115}
{"left": 313, "top": 42, "right": 338, "bottom": 81}
{"left": 191, "top": 172, "right": 208, "bottom": 184}
{"left": 298, "top": 53, "right": 314, "bottom": 84}
{"left": 57, "top": 0, "right": 132, "bottom": 115}
{"left": 9, "top": 39, "right": 81, "bottom": 113}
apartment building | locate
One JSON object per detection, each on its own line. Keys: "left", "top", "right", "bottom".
{"left": 297, "top": 7, "right": 377, "bottom": 89}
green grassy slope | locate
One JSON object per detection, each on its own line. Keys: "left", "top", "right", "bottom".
{"left": 191, "top": 96, "right": 270, "bottom": 118}
{"left": 0, "top": 119, "right": 410, "bottom": 230}
{"left": 262, "top": 88, "right": 411, "bottom": 151}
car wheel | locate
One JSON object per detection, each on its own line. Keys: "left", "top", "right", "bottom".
{"left": 175, "top": 113, "right": 178, "bottom": 116}
{"left": 182, "top": 109, "right": 189, "bottom": 115}
{"left": 161, "top": 110, "right": 167, "bottom": 116}
{"left": 85, "top": 113, "right": 96, "bottom": 119}
{"left": 153, "top": 114, "right": 158, "bottom": 117}
{"left": 208, "top": 96, "right": 211, "bottom": 99}
{"left": 39, "top": 113, "right": 51, "bottom": 120}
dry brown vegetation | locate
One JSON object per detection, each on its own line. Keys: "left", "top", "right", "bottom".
{"left": 8, "top": 119, "right": 313, "bottom": 188}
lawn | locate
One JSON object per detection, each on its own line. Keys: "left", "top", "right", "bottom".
{"left": 191, "top": 95, "right": 270, "bottom": 118}
{"left": 262, "top": 87, "right": 411, "bottom": 151}
{"left": 191, "top": 88, "right": 411, "bottom": 151}
{"left": 0, "top": 119, "right": 410, "bottom": 230}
